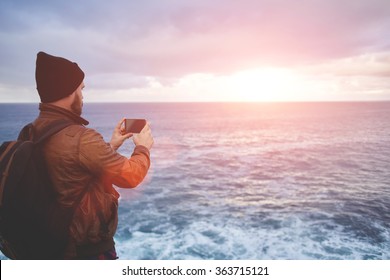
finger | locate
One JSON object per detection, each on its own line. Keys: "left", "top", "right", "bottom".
{"left": 123, "top": 132, "right": 133, "bottom": 139}
{"left": 140, "top": 123, "right": 149, "bottom": 133}
{"left": 116, "top": 118, "right": 126, "bottom": 130}
{"left": 141, "top": 124, "right": 147, "bottom": 131}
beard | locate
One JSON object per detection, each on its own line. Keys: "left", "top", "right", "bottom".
{"left": 70, "top": 93, "right": 83, "bottom": 116}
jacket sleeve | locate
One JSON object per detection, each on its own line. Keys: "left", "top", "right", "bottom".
{"left": 78, "top": 128, "right": 150, "bottom": 188}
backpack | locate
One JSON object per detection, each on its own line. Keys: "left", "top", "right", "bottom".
{"left": 0, "top": 119, "right": 76, "bottom": 259}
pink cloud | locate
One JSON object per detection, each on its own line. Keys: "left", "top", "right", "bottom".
{"left": 93, "top": 0, "right": 390, "bottom": 77}
{"left": 1, "top": 0, "right": 389, "bottom": 101}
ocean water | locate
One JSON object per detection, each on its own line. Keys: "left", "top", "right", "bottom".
{"left": 0, "top": 102, "right": 389, "bottom": 260}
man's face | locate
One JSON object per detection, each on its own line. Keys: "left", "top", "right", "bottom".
{"left": 71, "top": 82, "right": 84, "bottom": 116}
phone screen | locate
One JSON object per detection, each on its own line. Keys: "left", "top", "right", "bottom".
{"left": 125, "top": 119, "right": 146, "bottom": 133}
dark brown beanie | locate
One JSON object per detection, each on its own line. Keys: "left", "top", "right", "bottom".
{"left": 35, "top": 51, "right": 85, "bottom": 103}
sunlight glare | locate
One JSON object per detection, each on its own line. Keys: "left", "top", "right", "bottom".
{"left": 228, "top": 68, "right": 302, "bottom": 101}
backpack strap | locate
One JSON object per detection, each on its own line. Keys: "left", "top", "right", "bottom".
{"left": 18, "top": 120, "right": 75, "bottom": 144}
{"left": 17, "top": 123, "right": 34, "bottom": 141}
{"left": 34, "top": 120, "right": 75, "bottom": 145}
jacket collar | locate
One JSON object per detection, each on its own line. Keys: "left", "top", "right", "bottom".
{"left": 39, "top": 103, "right": 89, "bottom": 126}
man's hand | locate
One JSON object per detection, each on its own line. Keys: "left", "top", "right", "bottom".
{"left": 110, "top": 118, "right": 132, "bottom": 151}
{"left": 133, "top": 122, "right": 154, "bottom": 150}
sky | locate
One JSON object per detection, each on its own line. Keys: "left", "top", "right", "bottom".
{"left": 0, "top": 0, "right": 390, "bottom": 102}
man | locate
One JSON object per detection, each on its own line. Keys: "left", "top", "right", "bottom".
{"left": 33, "top": 51, "right": 153, "bottom": 259}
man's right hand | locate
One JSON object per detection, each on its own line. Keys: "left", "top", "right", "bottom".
{"left": 133, "top": 122, "right": 154, "bottom": 150}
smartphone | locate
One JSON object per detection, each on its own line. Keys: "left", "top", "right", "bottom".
{"left": 125, "top": 119, "right": 147, "bottom": 133}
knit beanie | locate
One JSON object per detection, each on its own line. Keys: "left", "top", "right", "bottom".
{"left": 35, "top": 51, "right": 85, "bottom": 103}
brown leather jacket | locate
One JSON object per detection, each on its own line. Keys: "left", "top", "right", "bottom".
{"left": 32, "top": 103, "right": 150, "bottom": 258}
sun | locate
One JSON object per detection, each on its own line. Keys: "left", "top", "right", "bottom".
{"left": 227, "top": 67, "right": 302, "bottom": 102}
{"left": 151, "top": 67, "right": 310, "bottom": 102}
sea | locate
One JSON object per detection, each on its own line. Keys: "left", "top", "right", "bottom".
{"left": 0, "top": 102, "right": 389, "bottom": 260}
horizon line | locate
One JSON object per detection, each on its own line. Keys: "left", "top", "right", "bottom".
{"left": 1, "top": 100, "right": 390, "bottom": 104}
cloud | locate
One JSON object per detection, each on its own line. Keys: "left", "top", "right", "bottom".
{"left": 81, "top": 0, "right": 390, "bottom": 78}
{"left": 109, "top": 0, "right": 390, "bottom": 75}
{"left": 300, "top": 51, "right": 390, "bottom": 77}
{"left": 87, "top": 73, "right": 153, "bottom": 90}
{"left": 0, "top": 0, "right": 389, "bottom": 101}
